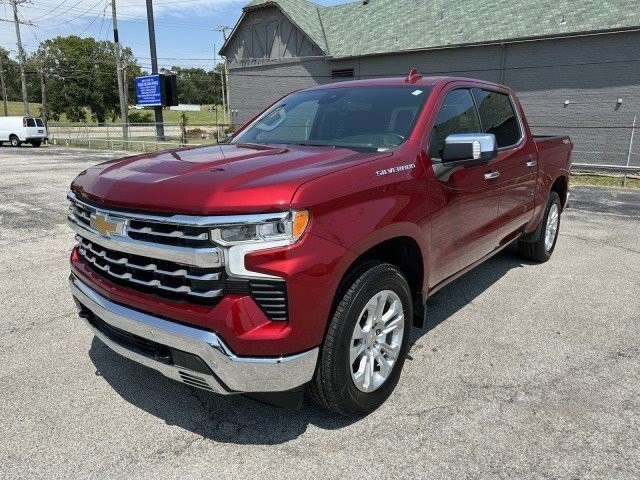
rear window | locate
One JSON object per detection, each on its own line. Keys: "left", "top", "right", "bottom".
{"left": 472, "top": 89, "right": 522, "bottom": 148}
{"left": 25, "top": 118, "right": 36, "bottom": 127}
{"left": 35, "top": 118, "right": 44, "bottom": 127}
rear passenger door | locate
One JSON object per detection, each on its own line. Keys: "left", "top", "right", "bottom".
{"left": 472, "top": 89, "right": 537, "bottom": 245}
{"left": 427, "top": 88, "right": 501, "bottom": 286}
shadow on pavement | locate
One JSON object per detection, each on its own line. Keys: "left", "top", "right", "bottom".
{"left": 89, "top": 338, "right": 358, "bottom": 445}
{"left": 89, "top": 244, "right": 528, "bottom": 445}
{"left": 410, "top": 244, "right": 530, "bottom": 345}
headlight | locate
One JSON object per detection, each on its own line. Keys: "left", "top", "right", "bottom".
{"left": 210, "top": 210, "right": 310, "bottom": 246}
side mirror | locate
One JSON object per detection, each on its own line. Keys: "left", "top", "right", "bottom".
{"left": 441, "top": 133, "right": 497, "bottom": 164}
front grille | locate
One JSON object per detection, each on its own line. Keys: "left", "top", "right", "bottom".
{"left": 77, "top": 235, "right": 223, "bottom": 303}
{"left": 69, "top": 198, "right": 211, "bottom": 248}
{"left": 69, "top": 193, "right": 289, "bottom": 321}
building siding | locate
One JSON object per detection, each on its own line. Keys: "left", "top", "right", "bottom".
{"left": 227, "top": 30, "right": 640, "bottom": 167}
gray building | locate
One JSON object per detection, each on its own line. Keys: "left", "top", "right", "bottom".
{"left": 220, "top": 0, "right": 640, "bottom": 167}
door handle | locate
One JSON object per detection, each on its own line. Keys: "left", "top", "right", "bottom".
{"left": 484, "top": 171, "right": 500, "bottom": 180}
{"left": 526, "top": 159, "right": 537, "bottom": 168}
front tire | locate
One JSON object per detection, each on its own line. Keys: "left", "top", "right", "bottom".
{"left": 518, "top": 191, "right": 562, "bottom": 262}
{"left": 308, "top": 261, "right": 412, "bottom": 416}
{"left": 10, "top": 135, "right": 21, "bottom": 148}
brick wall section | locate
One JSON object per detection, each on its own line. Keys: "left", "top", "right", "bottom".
{"left": 228, "top": 31, "right": 640, "bottom": 167}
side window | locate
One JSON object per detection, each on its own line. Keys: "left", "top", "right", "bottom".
{"left": 25, "top": 118, "right": 36, "bottom": 127}
{"left": 472, "top": 89, "right": 522, "bottom": 148}
{"left": 428, "top": 89, "right": 481, "bottom": 159}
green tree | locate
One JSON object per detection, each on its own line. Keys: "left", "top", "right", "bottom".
{"left": 160, "top": 66, "right": 222, "bottom": 105}
{"left": 0, "top": 47, "right": 24, "bottom": 102}
{"left": 36, "top": 36, "right": 141, "bottom": 123}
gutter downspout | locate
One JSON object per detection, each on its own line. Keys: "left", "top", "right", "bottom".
{"left": 499, "top": 43, "right": 507, "bottom": 84}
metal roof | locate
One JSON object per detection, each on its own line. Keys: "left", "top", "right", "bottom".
{"left": 230, "top": 0, "right": 640, "bottom": 58}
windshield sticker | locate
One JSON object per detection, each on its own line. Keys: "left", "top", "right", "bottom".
{"left": 376, "top": 163, "right": 416, "bottom": 176}
{"left": 412, "top": 90, "right": 423, "bottom": 96}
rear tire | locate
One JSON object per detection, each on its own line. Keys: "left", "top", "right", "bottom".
{"left": 518, "top": 191, "right": 561, "bottom": 262}
{"left": 31, "top": 140, "right": 42, "bottom": 148}
{"left": 10, "top": 135, "right": 21, "bottom": 148}
{"left": 307, "top": 261, "right": 412, "bottom": 416}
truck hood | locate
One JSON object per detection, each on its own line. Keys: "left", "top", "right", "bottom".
{"left": 71, "top": 143, "right": 391, "bottom": 214}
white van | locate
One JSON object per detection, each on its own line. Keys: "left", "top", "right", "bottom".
{"left": 0, "top": 116, "right": 48, "bottom": 147}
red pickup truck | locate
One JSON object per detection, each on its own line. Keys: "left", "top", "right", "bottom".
{"left": 68, "top": 73, "right": 572, "bottom": 415}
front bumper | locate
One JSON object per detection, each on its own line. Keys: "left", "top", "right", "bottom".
{"left": 70, "top": 274, "right": 318, "bottom": 394}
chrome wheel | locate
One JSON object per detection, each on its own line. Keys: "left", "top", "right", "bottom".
{"left": 545, "top": 203, "right": 559, "bottom": 251}
{"left": 350, "top": 289, "right": 405, "bottom": 393}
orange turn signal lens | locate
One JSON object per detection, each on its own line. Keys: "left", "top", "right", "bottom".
{"left": 292, "top": 210, "right": 310, "bottom": 239}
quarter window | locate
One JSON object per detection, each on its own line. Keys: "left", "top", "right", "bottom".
{"left": 428, "top": 89, "right": 481, "bottom": 159}
{"left": 472, "top": 89, "right": 521, "bottom": 148}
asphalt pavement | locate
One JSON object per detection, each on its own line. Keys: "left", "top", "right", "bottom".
{"left": 0, "top": 146, "right": 638, "bottom": 479}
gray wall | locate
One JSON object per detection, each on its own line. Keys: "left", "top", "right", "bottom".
{"left": 227, "top": 30, "right": 640, "bottom": 167}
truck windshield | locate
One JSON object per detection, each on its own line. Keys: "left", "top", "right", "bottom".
{"left": 232, "top": 86, "right": 432, "bottom": 152}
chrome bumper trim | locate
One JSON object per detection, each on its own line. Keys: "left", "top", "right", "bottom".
{"left": 68, "top": 217, "right": 222, "bottom": 269}
{"left": 69, "top": 274, "right": 318, "bottom": 394}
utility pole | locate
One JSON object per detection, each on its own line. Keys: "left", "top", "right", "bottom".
{"left": 111, "top": 0, "right": 128, "bottom": 143}
{"left": 215, "top": 25, "right": 232, "bottom": 123}
{"left": 214, "top": 46, "right": 227, "bottom": 124}
{"left": 39, "top": 64, "right": 47, "bottom": 125}
{"left": 9, "top": 0, "right": 30, "bottom": 115}
{"left": 146, "top": 0, "right": 165, "bottom": 141}
{"left": 0, "top": 54, "right": 8, "bottom": 116}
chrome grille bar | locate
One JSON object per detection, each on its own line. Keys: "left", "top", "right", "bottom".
{"left": 77, "top": 239, "right": 223, "bottom": 299}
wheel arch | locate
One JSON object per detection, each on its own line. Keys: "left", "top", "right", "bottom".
{"left": 331, "top": 232, "right": 427, "bottom": 329}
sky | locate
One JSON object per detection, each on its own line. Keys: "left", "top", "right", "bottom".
{"left": 0, "top": 0, "right": 350, "bottom": 71}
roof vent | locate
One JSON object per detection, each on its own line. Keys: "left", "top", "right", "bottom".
{"left": 560, "top": 15, "right": 566, "bottom": 25}
{"left": 405, "top": 68, "right": 423, "bottom": 84}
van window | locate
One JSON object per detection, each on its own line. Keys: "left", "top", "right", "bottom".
{"left": 35, "top": 118, "right": 44, "bottom": 127}
{"left": 472, "top": 89, "right": 522, "bottom": 148}
{"left": 428, "top": 89, "right": 481, "bottom": 159}
{"left": 25, "top": 118, "right": 36, "bottom": 127}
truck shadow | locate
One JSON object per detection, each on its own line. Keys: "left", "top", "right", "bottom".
{"left": 88, "top": 244, "right": 529, "bottom": 445}
{"left": 410, "top": 243, "right": 529, "bottom": 346}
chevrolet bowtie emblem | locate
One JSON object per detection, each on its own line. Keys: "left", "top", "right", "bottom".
{"left": 90, "top": 213, "right": 125, "bottom": 237}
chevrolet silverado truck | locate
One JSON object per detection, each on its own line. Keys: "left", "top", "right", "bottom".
{"left": 68, "top": 72, "right": 572, "bottom": 415}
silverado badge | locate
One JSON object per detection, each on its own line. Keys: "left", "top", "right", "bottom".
{"left": 90, "top": 213, "right": 125, "bottom": 237}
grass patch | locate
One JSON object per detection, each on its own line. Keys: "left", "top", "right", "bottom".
{"left": 571, "top": 173, "right": 640, "bottom": 189}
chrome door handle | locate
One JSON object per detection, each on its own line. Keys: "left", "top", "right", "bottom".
{"left": 484, "top": 171, "right": 500, "bottom": 180}
{"left": 526, "top": 160, "right": 537, "bottom": 167}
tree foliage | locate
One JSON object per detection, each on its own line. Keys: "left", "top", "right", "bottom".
{"left": 2, "top": 38, "right": 224, "bottom": 122}
{"left": 35, "top": 36, "right": 141, "bottom": 123}
{"left": 160, "top": 66, "right": 223, "bottom": 106}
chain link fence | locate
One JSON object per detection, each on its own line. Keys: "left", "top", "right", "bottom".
{"left": 47, "top": 122, "right": 235, "bottom": 152}
{"left": 47, "top": 118, "right": 639, "bottom": 175}
{"left": 528, "top": 115, "right": 639, "bottom": 173}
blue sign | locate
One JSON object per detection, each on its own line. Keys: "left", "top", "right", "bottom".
{"left": 134, "top": 74, "right": 165, "bottom": 106}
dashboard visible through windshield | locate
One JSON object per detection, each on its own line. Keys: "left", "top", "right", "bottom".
{"left": 232, "top": 86, "right": 433, "bottom": 152}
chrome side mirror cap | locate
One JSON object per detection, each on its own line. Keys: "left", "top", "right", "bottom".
{"left": 441, "top": 133, "right": 498, "bottom": 164}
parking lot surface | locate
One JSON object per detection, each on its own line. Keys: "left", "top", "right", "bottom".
{"left": 1, "top": 146, "right": 639, "bottom": 479}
